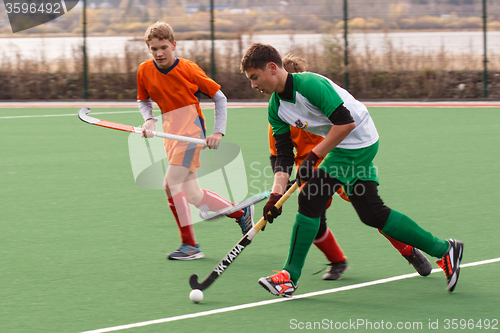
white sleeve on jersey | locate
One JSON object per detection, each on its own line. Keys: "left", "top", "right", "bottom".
{"left": 211, "top": 89, "right": 227, "bottom": 135}
{"left": 138, "top": 98, "right": 158, "bottom": 122}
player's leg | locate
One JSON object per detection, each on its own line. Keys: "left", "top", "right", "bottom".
{"left": 167, "top": 139, "right": 253, "bottom": 235}
{"left": 165, "top": 165, "right": 203, "bottom": 260}
{"left": 314, "top": 207, "right": 349, "bottom": 280}
{"left": 181, "top": 171, "right": 253, "bottom": 235}
{"left": 259, "top": 169, "right": 342, "bottom": 297}
{"left": 378, "top": 229, "right": 432, "bottom": 276}
{"left": 313, "top": 195, "right": 430, "bottom": 278}
{"left": 289, "top": 171, "right": 342, "bottom": 282}
{"left": 349, "top": 180, "right": 463, "bottom": 291}
{"left": 348, "top": 180, "right": 444, "bottom": 254}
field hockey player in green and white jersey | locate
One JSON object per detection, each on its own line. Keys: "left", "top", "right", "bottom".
{"left": 240, "top": 42, "right": 464, "bottom": 298}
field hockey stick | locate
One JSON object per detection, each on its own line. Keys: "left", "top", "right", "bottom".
{"left": 78, "top": 107, "right": 206, "bottom": 146}
{"left": 199, "top": 190, "right": 272, "bottom": 221}
{"left": 189, "top": 182, "right": 299, "bottom": 291}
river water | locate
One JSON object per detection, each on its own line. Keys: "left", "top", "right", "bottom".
{"left": 0, "top": 30, "right": 498, "bottom": 64}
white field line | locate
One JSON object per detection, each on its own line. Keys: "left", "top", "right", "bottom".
{"left": 1, "top": 101, "right": 500, "bottom": 119}
{"left": 1, "top": 101, "right": 500, "bottom": 110}
{"left": 0, "top": 110, "right": 141, "bottom": 120}
{"left": 0, "top": 102, "right": 268, "bottom": 109}
{"left": 80, "top": 257, "right": 500, "bottom": 333}
{"left": 0, "top": 107, "right": 237, "bottom": 120}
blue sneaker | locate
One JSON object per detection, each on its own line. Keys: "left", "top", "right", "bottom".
{"left": 236, "top": 205, "right": 254, "bottom": 235}
{"left": 167, "top": 244, "right": 204, "bottom": 260}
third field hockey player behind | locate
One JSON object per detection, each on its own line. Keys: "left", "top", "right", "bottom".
{"left": 240, "top": 43, "right": 463, "bottom": 297}
{"left": 137, "top": 21, "right": 254, "bottom": 260}
{"left": 267, "top": 54, "right": 432, "bottom": 281}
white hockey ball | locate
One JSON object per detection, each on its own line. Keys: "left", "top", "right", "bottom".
{"left": 189, "top": 289, "right": 203, "bottom": 303}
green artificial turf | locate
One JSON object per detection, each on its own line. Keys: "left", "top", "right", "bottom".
{"left": 0, "top": 105, "right": 499, "bottom": 333}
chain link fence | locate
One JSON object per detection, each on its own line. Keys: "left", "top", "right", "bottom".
{"left": 0, "top": 0, "right": 499, "bottom": 99}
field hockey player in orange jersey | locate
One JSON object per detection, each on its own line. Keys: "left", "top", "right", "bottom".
{"left": 137, "top": 22, "right": 254, "bottom": 260}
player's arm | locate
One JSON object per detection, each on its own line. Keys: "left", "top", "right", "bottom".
{"left": 138, "top": 98, "right": 158, "bottom": 138}
{"left": 296, "top": 76, "right": 356, "bottom": 183}
{"left": 269, "top": 125, "right": 298, "bottom": 194}
{"left": 306, "top": 76, "right": 356, "bottom": 157}
{"left": 205, "top": 89, "right": 227, "bottom": 149}
{"left": 263, "top": 129, "right": 294, "bottom": 223}
{"left": 270, "top": 112, "right": 294, "bottom": 195}
{"left": 268, "top": 124, "right": 278, "bottom": 171}
{"left": 136, "top": 67, "right": 157, "bottom": 138}
{"left": 312, "top": 104, "right": 355, "bottom": 157}
{"left": 189, "top": 62, "right": 225, "bottom": 149}
{"left": 297, "top": 104, "right": 355, "bottom": 184}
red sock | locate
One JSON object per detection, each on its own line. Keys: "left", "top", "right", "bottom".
{"left": 313, "top": 228, "right": 346, "bottom": 263}
{"left": 169, "top": 193, "right": 196, "bottom": 247}
{"left": 196, "top": 190, "right": 243, "bottom": 219}
{"left": 378, "top": 229, "right": 413, "bottom": 256}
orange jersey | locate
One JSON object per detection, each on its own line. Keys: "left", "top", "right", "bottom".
{"left": 137, "top": 58, "right": 220, "bottom": 172}
{"left": 268, "top": 124, "right": 325, "bottom": 167}
{"left": 137, "top": 58, "right": 220, "bottom": 118}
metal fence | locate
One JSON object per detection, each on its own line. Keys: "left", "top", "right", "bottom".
{"left": 0, "top": 0, "right": 499, "bottom": 99}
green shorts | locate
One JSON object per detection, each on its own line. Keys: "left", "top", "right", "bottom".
{"left": 318, "top": 140, "right": 379, "bottom": 196}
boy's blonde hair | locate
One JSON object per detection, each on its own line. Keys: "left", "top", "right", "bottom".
{"left": 282, "top": 54, "right": 307, "bottom": 73}
{"left": 144, "top": 22, "right": 175, "bottom": 46}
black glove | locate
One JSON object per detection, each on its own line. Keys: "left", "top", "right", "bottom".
{"left": 263, "top": 193, "right": 283, "bottom": 224}
{"left": 296, "top": 151, "right": 320, "bottom": 186}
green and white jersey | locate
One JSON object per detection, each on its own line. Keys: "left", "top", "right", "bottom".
{"left": 268, "top": 72, "right": 379, "bottom": 149}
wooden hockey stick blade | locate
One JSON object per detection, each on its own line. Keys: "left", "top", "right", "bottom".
{"left": 199, "top": 190, "right": 271, "bottom": 220}
{"left": 78, "top": 107, "right": 206, "bottom": 145}
{"left": 189, "top": 182, "right": 298, "bottom": 291}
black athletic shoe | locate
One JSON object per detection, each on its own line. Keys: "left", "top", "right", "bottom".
{"left": 403, "top": 248, "right": 432, "bottom": 276}
{"left": 436, "top": 239, "right": 464, "bottom": 292}
{"left": 322, "top": 260, "right": 349, "bottom": 280}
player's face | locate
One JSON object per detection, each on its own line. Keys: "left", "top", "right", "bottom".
{"left": 148, "top": 38, "right": 176, "bottom": 69}
{"left": 245, "top": 63, "right": 279, "bottom": 95}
